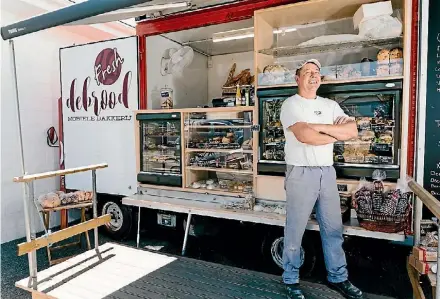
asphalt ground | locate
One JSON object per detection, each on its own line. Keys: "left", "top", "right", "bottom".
{"left": 0, "top": 219, "right": 426, "bottom": 299}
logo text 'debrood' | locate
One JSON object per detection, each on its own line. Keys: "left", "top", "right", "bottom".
{"left": 65, "top": 47, "right": 132, "bottom": 117}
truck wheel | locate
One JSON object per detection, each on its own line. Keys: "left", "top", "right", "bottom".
{"left": 100, "top": 198, "right": 133, "bottom": 240}
{"left": 261, "top": 231, "right": 317, "bottom": 277}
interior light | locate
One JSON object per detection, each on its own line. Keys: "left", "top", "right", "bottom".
{"left": 212, "top": 27, "right": 255, "bottom": 43}
{"left": 212, "top": 26, "right": 297, "bottom": 42}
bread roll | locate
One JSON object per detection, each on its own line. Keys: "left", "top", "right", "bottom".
{"left": 377, "top": 49, "right": 390, "bottom": 63}
{"left": 75, "top": 191, "right": 86, "bottom": 202}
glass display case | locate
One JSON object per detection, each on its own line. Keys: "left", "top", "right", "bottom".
{"left": 258, "top": 88, "right": 295, "bottom": 175}
{"left": 257, "top": 80, "right": 402, "bottom": 180}
{"left": 136, "top": 112, "right": 182, "bottom": 187}
{"left": 321, "top": 81, "right": 402, "bottom": 180}
{"left": 183, "top": 108, "right": 256, "bottom": 196}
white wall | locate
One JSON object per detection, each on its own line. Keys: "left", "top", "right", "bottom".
{"left": 1, "top": 1, "right": 134, "bottom": 243}
{"left": 146, "top": 36, "right": 208, "bottom": 109}
{"left": 208, "top": 51, "right": 254, "bottom": 104}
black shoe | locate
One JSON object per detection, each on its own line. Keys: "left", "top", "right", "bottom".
{"left": 328, "top": 280, "right": 363, "bottom": 299}
{"left": 286, "top": 283, "right": 305, "bottom": 299}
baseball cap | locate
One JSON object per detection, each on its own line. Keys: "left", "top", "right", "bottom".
{"left": 297, "top": 59, "right": 321, "bottom": 71}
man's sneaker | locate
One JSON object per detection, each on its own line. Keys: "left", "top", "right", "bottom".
{"left": 328, "top": 280, "right": 363, "bottom": 299}
{"left": 286, "top": 283, "right": 305, "bottom": 299}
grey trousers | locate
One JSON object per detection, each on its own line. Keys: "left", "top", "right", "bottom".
{"left": 282, "top": 165, "right": 348, "bottom": 284}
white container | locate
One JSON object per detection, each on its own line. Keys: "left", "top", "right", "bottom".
{"left": 353, "top": 1, "right": 393, "bottom": 29}
{"left": 160, "top": 86, "right": 173, "bottom": 109}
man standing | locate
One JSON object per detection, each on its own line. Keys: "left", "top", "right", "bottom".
{"left": 280, "top": 59, "right": 363, "bottom": 299}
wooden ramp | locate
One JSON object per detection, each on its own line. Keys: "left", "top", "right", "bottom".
{"left": 16, "top": 243, "right": 393, "bottom": 299}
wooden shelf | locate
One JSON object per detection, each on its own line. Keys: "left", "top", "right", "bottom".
{"left": 186, "top": 125, "right": 252, "bottom": 129}
{"left": 184, "top": 187, "right": 250, "bottom": 198}
{"left": 135, "top": 106, "right": 255, "bottom": 114}
{"left": 257, "top": 75, "right": 404, "bottom": 90}
{"left": 186, "top": 148, "right": 253, "bottom": 154}
{"left": 186, "top": 166, "right": 253, "bottom": 174}
{"left": 253, "top": 0, "right": 403, "bottom": 29}
{"left": 40, "top": 202, "right": 93, "bottom": 212}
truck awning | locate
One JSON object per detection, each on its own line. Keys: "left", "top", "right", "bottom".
{"left": 1, "top": 0, "right": 158, "bottom": 40}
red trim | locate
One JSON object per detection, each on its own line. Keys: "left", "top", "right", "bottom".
{"left": 138, "top": 37, "right": 147, "bottom": 109}
{"left": 136, "top": 0, "right": 299, "bottom": 37}
{"left": 58, "top": 97, "right": 68, "bottom": 228}
{"left": 407, "top": 0, "right": 418, "bottom": 178}
{"left": 58, "top": 97, "right": 65, "bottom": 191}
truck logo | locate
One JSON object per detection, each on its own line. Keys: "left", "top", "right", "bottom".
{"left": 94, "top": 48, "right": 124, "bottom": 86}
{"left": 65, "top": 46, "right": 132, "bottom": 117}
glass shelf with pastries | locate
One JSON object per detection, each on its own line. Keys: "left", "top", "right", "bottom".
{"left": 183, "top": 109, "right": 254, "bottom": 153}
{"left": 185, "top": 151, "right": 254, "bottom": 196}
{"left": 257, "top": 50, "right": 404, "bottom": 88}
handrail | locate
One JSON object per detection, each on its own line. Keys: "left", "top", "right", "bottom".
{"left": 408, "top": 179, "right": 440, "bottom": 219}
{"left": 13, "top": 163, "right": 108, "bottom": 182}
{"left": 17, "top": 215, "right": 111, "bottom": 256}
{"left": 407, "top": 178, "right": 440, "bottom": 299}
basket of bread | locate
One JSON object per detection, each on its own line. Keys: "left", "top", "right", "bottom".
{"left": 352, "top": 170, "right": 412, "bottom": 233}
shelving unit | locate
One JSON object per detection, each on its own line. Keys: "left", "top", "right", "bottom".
{"left": 254, "top": 0, "right": 406, "bottom": 88}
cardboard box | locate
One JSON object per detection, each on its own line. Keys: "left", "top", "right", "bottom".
{"left": 409, "top": 254, "right": 435, "bottom": 275}
{"left": 413, "top": 246, "right": 438, "bottom": 262}
{"left": 353, "top": 1, "right": 393, "bottom": 29}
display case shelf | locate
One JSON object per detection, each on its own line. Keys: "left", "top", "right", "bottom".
{"left": 256, "top": 75, "right": 404, "bottom": 89}
{"left": 185, "top": 187, "right": 251, "bottom": 197}
{"left": 186, "top": 148, "right": 253, "bottom": 154}
{"left": 186, "top": 125, "right": 253, "bottom": 129}
{"left": 259, "top": 36, "right": 403, "bottom": 57}
{"left": 186, "top": 166, "right": 253, "bottom": 174}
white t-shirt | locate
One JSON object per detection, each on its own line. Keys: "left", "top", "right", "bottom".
{"left": 280, "top": 94, "right": 348, "bottom": 166}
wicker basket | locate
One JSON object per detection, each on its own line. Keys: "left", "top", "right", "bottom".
{"left": 356, "top": 207, "right": 411, "bottom": 233}
{"left": 353, "top": 189, "right": 412, "bottom": 234}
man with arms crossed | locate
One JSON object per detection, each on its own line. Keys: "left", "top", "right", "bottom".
{"left": 280, "top": 59, "right": 363, "bottom": 299}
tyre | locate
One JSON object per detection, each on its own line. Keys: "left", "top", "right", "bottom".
{"left": 261, "top": 230, "right": 317, "bottom": 277}
{"left": 100, "top": 197, "right": 133, "bottom": 240}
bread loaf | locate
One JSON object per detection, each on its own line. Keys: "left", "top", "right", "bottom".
{"left": 38, "top": 192, "right": 61, "bottom": 209}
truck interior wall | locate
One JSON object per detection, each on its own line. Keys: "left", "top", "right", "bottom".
{"left": 0, "top": 3, "right": 130, "bottom": 244}
{"left": 207, "top": 51, "right": 254, "bottom": 105}
{"left": 146, "top": 35, "right": 208, "bottom": 109}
